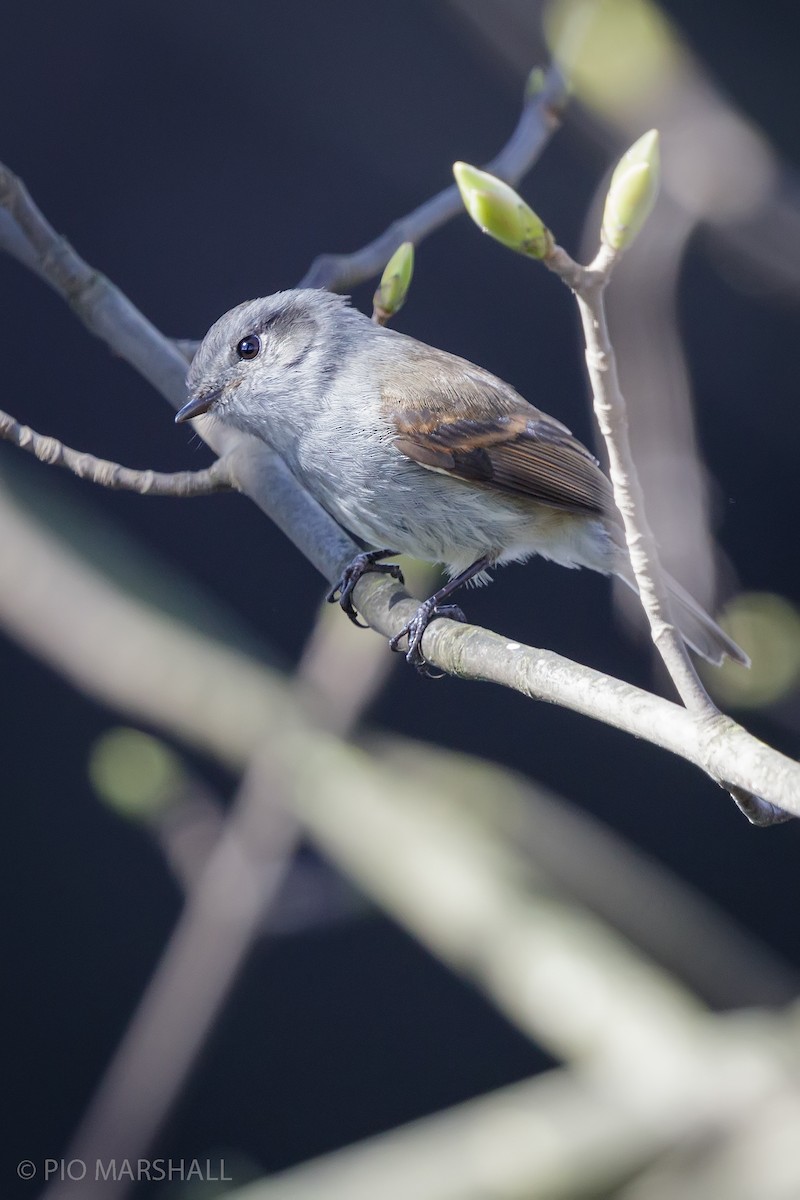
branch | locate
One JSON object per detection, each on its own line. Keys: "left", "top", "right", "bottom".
{"left": 2, "top": 479, "right": 798, "bottom": 816}
{"left": 553, "top": 245, "right": 713, "bottom": 712}
{"left": 543, "top": 240, "right": 784, "bottom": 826}
{"left": 581, "top": 190, "right": 718, "bottom": 612}
{"left": 355, "top": 575, "right": 800, "bottom": 817}
{"left": 45, "top": 752, "right": 299, "bottom": 1200}
{"left": 298, "top": 66, "right": 567, "bottom": 290}
{"left": 174, "top": 68, "right": 568, "bottom": 356}
{"left": 378, "top": 738, "right": 798, "bottom": 1008}
{"left": 0, "top": 169, "right": 190, "bottom": 407}
{"left": 449, "top": 138, "right": 786, "bottom": 822}
{"left": 43, "top": 576, "right": 403, "bottom": 1200}
{"left": 0, "top": 406, "right": 232, "bottom": 496}
{"left": 226, "top": 1071, "right": 667, "bottom": 1200}
{"left": 4, "top": 484, "right": 794, "bottom": 1200}
{"left": 0, "top": 87, "right": 798, "bottom": 820}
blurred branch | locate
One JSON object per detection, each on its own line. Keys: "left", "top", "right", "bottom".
{"left": 143, "top": 777, "right": 227, "bottom": 891}
{"left": 100, "top": 523, "right": 797, "bottom": 1000}
{"left": 376, "top": 738, "right": 799, "bottom": 1008}
{"left": 2, "top": 481, "right": 798, "bottom": 1199}
{"left": 0, "top": 406, "right": 233, "bottom": 495}
{"left": 616, "top": 1045, "right": 800, "bottom": 1200}
{"left": 225, "top": 1037, "right": 800, "bottom": 1200}
{"left": 710, "top": 182, "right": 800, "bottom": 299}
{"left": 226, "top": 1070, "right": 669, "bottom": 1200}
{"left": 295, "top": 599, "right": 398, "bottom": 735}
{"left": 0, "top": 482, "right": 710, "bottom": 1056}
{"left": 46, "top": 752, "right": 299, "bottom": 1200}
{"left": 112, "top": 757, "right": 360, "bottom": 938}
{"left": 298, "top": 65, "right": 568, "bottom": 290}
{"left": 40, "top": 539, "right": 396, "bottom": 1199}
{"left": 8, "top": 445, "right": 792, "bottom": 1006}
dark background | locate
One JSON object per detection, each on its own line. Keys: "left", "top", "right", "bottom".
{"left": 2, "top": 2, "right": 799, "bottom": 1194}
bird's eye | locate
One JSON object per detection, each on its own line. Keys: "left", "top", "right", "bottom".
{"left": 236, "top": 334, "right": 261, "bottom": 360}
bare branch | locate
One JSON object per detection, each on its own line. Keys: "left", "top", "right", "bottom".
{"left": 570, "top": 244, "right": 713, "bottom": 713}
{"left": 175, "top": 69, "right": 567, "bottom": 357}
{"left": 298, "top": 66, "right": 567, "bottom": 291}
{"left": 45, "top": 752, "right": 299, "bottom": 1200}
{"left": 0, "top": 406, "right": 233, "bottom": 496}
{"left": 0, "top": 166, "right": 190, "bottom": 407}
{"left": 582, "top": 194, "right": 719, "bottom": 612}
{"left": 541, "top": 241, "right": 787, "bottom": 825}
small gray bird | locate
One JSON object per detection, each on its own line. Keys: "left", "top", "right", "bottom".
{"left": 176, "top": 288, "right": 747, "bottom": 671}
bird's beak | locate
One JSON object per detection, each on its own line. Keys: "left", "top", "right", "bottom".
{"left": 175, "top": 388, "right": 221, "bottom": 424}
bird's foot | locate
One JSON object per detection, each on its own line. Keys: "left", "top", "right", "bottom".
{"left": 326, "top": 549, "right": 403, "bottom": 628}
{"left": 389, "top": 601, "right": 467, "bottom": 676}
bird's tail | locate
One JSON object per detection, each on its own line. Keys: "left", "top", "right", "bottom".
{"left": 616, "top": 564, "right": 749, "bottom": 667}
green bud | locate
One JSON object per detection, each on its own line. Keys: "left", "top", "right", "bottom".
{"left": 453, "top": 161, "right": 554, "bottom": 260}
{"left": 373, "top": 241, "right": 415, "bottom": 323}
{"left": 601, "top": 129, "right": 660, "bottom": 251}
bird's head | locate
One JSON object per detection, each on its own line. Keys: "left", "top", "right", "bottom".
{"left": 175, "top": 288, "right": 364, "bottom": 434}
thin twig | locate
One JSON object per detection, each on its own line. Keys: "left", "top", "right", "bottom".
{"left": 298, "top": 67, "right": 567, "bottom": 291}
{"left": 175, "top": 68, "right": 568, "bottom": 357}
{"left": 0, "top": 406, "right": 233, "bottom": 496}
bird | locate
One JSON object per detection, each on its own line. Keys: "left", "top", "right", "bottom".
{"left": 176, "top": 288, "right": 747, "bottom": 673}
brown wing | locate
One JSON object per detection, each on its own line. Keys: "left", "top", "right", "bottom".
{"left": 383, "top": 339, "right": 610, "bottom": 516}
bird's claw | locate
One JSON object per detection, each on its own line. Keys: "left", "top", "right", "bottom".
{"left": 390, "top": 602, "right": 467, "bottom": 676}
{"left": 327, "top": 550, "right": 403, "bottom": 628}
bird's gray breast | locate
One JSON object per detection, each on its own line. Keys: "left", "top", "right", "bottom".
{"left": 292, "top": 393, "right": 430, "bottom": 551}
